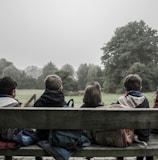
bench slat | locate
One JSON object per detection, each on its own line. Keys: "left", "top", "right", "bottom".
{"left": 0, "top": 107, "right": 158, "bottom": 129}
{"left": 0, "top": 134, "right": 158, "bottom": 157}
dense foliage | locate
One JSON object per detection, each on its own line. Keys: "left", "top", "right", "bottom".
{"left": 101, "top": 20, "right": 158, "bottom": 92}
{"left": 0, "top": 58, "right": 104, "bottom": 92}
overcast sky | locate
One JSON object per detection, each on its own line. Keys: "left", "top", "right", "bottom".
{"left": 0, "top": 0, "right": 158, "bottom": 70}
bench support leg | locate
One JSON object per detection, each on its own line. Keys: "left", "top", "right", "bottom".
{"left": 35, "top": 157, "right": 42, "bottom": 160}
{"left": 4, "top": 156, "right": 12, "bottom": 160}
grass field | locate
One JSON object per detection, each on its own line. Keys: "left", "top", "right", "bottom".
{"left": 16, "top": 89, "right": 156, "bottom": 108}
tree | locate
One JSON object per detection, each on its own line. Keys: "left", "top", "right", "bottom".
{"left": 61, "top": 64, "right": 75, "bottom": 77}
{"left": 56, "top": 70, "right": 78, "bottom": 92}
{"left": 1, "top": 64, "right": 37, "bottom": 89}
{"left": 36, "top": 62, "right": 58, "bottom": 89}
{"left": 0, "top": 58, "right": 13, "bottom": 76}
{"left": 101, "top": 20, "right": 158, "bottom": 92}
{"left": 42, "top": 62, "right": 58, "bottom": 77}
{"left": 77, "top": 63, "right": 104, "bottom": 90}
{"left": 87, "top": 64, "right": 104, "bottom": 86}
{"left": 77, "top": 63, "right": 89, "bottom": 89}
{"left": 25, "top": 66, "right": 42, "bottom": 79}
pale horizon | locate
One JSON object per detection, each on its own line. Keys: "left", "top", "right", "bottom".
{"left": 1, "top": 0, "right": 158, "bottom": 70}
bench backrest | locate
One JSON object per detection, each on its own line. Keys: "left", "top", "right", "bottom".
{"left": 0, "top": 107, "right": 158, "bottom": 130}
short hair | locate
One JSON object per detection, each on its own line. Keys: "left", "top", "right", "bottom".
{"left": 123, "top": 74, "right": 142, "bottom": 91}
{"left": 83, "top": 81, "right": 102, "bottom": 106}
{"left": 0, "top": 77, "right": 17, "bottom": 95}
{"left": 44, "top": 74, "right": 62, "bottom": 90}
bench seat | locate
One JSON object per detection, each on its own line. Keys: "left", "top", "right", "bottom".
{"left": 0, "top": 134, "right": 158, "bottom": 158}
{"left": 0, "top": 107, "right": 158, "bottom": 158}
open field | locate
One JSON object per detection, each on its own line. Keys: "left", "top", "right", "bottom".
{"left": 16, "top": 89, "right": 156, "bottom": 108}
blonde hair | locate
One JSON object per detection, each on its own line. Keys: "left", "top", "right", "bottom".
{"left": 44, "top": 74, "right": 62, "bottom": 91}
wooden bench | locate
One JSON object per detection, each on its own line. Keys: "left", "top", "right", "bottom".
{"left": 0, "top": 107, "right": 158, "bottom": 158}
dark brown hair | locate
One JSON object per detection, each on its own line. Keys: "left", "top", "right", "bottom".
{"left": 83, "top": 81, "right": 102, "bottom": 106}
{"left": 0, "top": 77, "right": 17, "bottom": 95}
{"left": 124, "top": 74, "right": 142, "bottom": 91}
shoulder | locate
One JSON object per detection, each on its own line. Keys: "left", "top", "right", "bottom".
{"left": 34, "top": 99, "right": 43, "bottom": 107}
{"left": 137, "top": 96, "right": 149, "bottom": 108}
{"left": 0, "top": 97, "right": 19, "bottom": 107}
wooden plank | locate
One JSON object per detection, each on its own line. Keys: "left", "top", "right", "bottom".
{"left": 23, "top": 94, "right": 36, "bottom": 107}
{"left": 0, "top": 104, "right": 157, "bottom": 158}
{"left": 0, "top": 145, "right": 157, "bottom": 157}
{"left": 1, "top": 134, "right": 158, "bottom": 157}
{"left": 0, "top": 107, "right": 158, "bottom": 129}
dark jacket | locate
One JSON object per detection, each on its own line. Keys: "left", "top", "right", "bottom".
{"left": 34, "top": 89, "right": 67, "bottom": 140}
{"left": 34, "top": 89, "right": 66, "bottom": 107}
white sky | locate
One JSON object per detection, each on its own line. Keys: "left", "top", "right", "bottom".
{"left": 0, "top": 0, "right": 158, "bottom": 70}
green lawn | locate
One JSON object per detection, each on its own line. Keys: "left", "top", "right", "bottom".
{"left": 16, "top": 89, "right": 156, "bottom": 108}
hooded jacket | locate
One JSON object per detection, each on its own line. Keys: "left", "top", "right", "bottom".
{"left": 34, "top": 89, "right": 67, "bottom": 140}
{"left": 118, "top": 90, "right": 150, "bottom": 141}
{"left": 0, "top": 94, "right": 20, "bottom": 107}
{"left": 34, "top": 89, "right": 67, "bottom": 107}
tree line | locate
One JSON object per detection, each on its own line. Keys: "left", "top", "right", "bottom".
{"left": 1, "top": 20, "right": 158, "bottom": 93}
{"left": 0, "top": 58, "right": 104, "bottom": 92}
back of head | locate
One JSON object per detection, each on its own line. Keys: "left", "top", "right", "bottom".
{"left": 89, "top": 81, "right": 101, "bottom": 92}
{"left": 83, "top": 81, "right": 102, "bottom": 106}
{"left": 45, "top": 74, "right": 62, "bottom": 91}
{"left": 0, "top": 77, "right": 17, "bottom": 95}
{"left": 124, "top": 74, "right": 142, "bottom": 91}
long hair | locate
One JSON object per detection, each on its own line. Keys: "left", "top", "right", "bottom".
{"left": 83, "top": 81, "right": 102, "bottom": 106}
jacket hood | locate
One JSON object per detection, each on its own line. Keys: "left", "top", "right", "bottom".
{"left": 118, "top": 91, "right": 145, "bottom": 108}
{"left": 0, "top": 96, "right": 19, "bottom": 107}
{"left": 35, "top": 90, "right": 66, "bottom": 107}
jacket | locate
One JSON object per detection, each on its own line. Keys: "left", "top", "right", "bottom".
{"left": 117, "top": 90, "right": 150, "bottom": 142}
{"left": 34, "top": 89, "right": 67, "bottom": 140}
{"left": 34, "top": 89, "right": 67, "bottom": 107}
{"left": 0, "top": 94, "right": 21, "bottom": 107}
